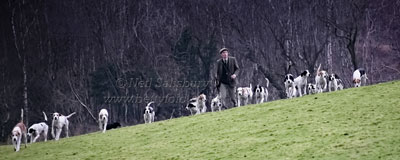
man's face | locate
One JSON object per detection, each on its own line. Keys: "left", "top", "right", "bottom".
{"left": 221, "top": 51, "right": 228, "bottom": 59}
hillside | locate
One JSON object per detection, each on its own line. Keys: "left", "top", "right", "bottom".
{"left": 1, "top": 81, "right": 400, "bottom": 159}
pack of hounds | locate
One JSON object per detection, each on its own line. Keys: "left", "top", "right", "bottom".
{"left": 10, "top": 66, "right": 367, "bottom": 152}
{"left": 186, "top": 66, "right": 368, "bottom": 114}
{"left": 10, "top": 99, "right": 158, "bottom": 152}
{"left": 284, "top": 65, "right": 368, "bottom": 98}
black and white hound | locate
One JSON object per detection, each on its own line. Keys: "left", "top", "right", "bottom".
{"left": 294, "top": 70, "right": 310, "bottom": 97}
{"left": 315, "top": 64, "right": 328, "bottom": 93}
{"left": 98, "top": 109, "right": 108, "bottom": 133}
{"left": 237, "top": 84, "right": 253, "bottom": 106}
{"left": 328, "top": 74, "right": 344, "bottom": 91}
{"left": 186, "top": 94, "right": 207, "bottom": 115}
{"left": 353, "top": 68, "right": 368, "bottom": 87}
{"left": 284, "top": 74, "right": 295, "bottom": 98}
{"left": 27, "top": 111, "right": 48, "bottom": 143}
{"left": 186, "top": 98, "right": 198, "bottom": 115}
{"left": 253, "top": 78, "right": 269, "bottom": 104}
{"left": 51, "top": 112, "right": 76, "bottom": 140}
{"left": 11, "top": 109, "right": 27, "bottom": 152}
{"left": 143, "top": 102, "right": 155, "bottom": 123}
{"left": 211, "top": 94, "right": 222, "bottom": 112}
{"left": 307, "top": 83, "right": 317, "bottom": 94}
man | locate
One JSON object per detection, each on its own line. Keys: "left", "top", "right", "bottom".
{"left": 215, "top": 48, "right": 239, "bottom": 109}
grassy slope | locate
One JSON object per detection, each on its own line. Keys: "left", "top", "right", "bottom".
{"left": 1, "top": 81, "right": 400, "bottom": 160}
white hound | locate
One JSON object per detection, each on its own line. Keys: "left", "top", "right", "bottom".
{"left": 237, "top": 84, "right": 253, "bottom": 106}
{"left": 353, "top": 68, "right": 368, "bottom": 87}
{"left": 293, "top": 70, "right": 310, "bottom": 97}
{"left": 11, "top": 109, "right": 27, "bottom": 152}
{"left": 98, "top": 109, "right": 108, "bottom": 133}
{"left": 196, "top": 94, "right": 207, "bottom": 113}
{"left": 51, "top": 112, "right": 76, "bottom": 140}
{"left": 315, "top": 64, "right": 328, "bottom": 93}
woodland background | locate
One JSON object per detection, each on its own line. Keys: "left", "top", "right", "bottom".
{"left": 1, "top": 0, "right": 399, "bottom": 143}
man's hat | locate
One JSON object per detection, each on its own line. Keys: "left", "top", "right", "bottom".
{"left": 219, "top": 48, "right": 229, "bottom": 54}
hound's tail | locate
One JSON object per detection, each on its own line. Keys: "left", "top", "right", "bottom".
{"left": 316, "top": 64, "right": 321, "bottom": 76}
{"left": 265, "top": 78, "right": 270, "bottom": 88}
{"left": 42, "top": 111, "right": 48, "bottom": 121}
{"left": 66, "top": 112, "right": 76, "bottom": 118}
{"left": 147, "top": 101, "right": 155, "bottom": 107}
{"left": 20, "top": 109, "right": 24, "bottom": 123}
{"left": 249, "top": 83, "right": 254, "bottom": 98}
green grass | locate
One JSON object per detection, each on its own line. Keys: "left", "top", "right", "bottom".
{"left": 1, "top": 81, "right": 400, "bottom": 160}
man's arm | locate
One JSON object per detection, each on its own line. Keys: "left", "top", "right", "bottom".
{"left": 233, "top": 57, "right": 239, "bottom": 76}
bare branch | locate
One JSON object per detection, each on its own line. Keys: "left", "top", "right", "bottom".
{"left": 3, "top": 104, "right": 10, "bottom": 123}
{"left": 381, "top": 64, "right": 400, "bottom": 74}
{"left": 68, "top": 78, "right": 98, "bottom": 123}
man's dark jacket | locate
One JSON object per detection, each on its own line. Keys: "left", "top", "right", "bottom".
{"left": 216, "top": 56, "right": 240, "bottom": 88}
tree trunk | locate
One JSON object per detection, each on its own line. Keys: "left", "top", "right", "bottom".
{"left": 327, "top": 0, "right": 333, "bottom": 73}
{"left": 23, "top": 57, "right": 29, "bottom": 126}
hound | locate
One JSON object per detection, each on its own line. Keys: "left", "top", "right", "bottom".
{"left": 328, "top": 74, "right": 344, "bottom": 91}
{"left": 284, "top": 74, "right": 295, "bottom": 98}
{"left": 211, "top": 94, "right": 223, "bottom": 112}
{"left": 307, "top": 83, "right": 317, "bottom": 94}
{"left": 186, "top": 98, "right": 198, "bottom": 115}
{"left": 315, "top": 64, "right": 328, "bottom": 93}
{"left": 51, "top": 112, "right": 76, "bottom": 141}
{"left": 253, "top": 78, "right": 269, "bottom": 104}
{"left": 98, "top": 109, "right": 108, "bottom": 133}
{"left": 353, "top": 68, "right": 368, "bottom": 87}
{"left": 106, "top": 122, "right": 121, "bottom": 130}
{"left": 337, "top": 80, "right": 344, "bottom": 90}
{"left": 293, "top": 70, "right": 311, "bottom": 97}
{"left": 237, "top": 84, "right": 253, "bottom": 106}
{"left": 186, "top": 94, "right": 207, "bottom": 115}
{"left": 143, "top": 102, "right": 155, "bottom": 123}
{"left": 27, "top": 111, "right": 49, "bottom": 143}
{"left": 11, "top": 109, "right": 27, "bottom": 152}
{"left": 196, "top": 94, "right": 207, "bottom": 113}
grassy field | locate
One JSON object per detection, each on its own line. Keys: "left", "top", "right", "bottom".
{"left": 1, "top": 80, "right": 400, "bottom": 160}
